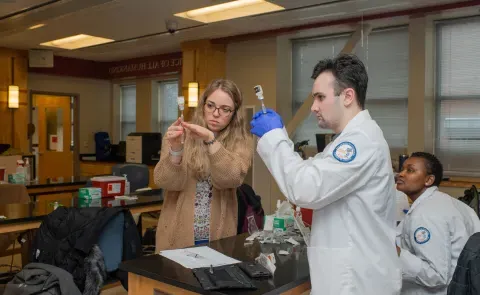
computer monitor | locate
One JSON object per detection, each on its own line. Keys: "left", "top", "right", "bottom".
{"left": 315, "top": 134, "right": 326, "bottom": 153}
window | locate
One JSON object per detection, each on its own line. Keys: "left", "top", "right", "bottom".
{"left": 292, "top": 27, "right": 409, "bottom": 151}
{"left": 158, "top": 81, "right": 179, "bottom": 135}
{"left": 436, "top": 17, "right": 480, "bottom": 174}
{"left": 120, "top": 85, "right": 136, "bottom": 141}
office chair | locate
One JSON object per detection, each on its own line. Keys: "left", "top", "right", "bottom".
{"left": 111, "top": 164, "right": 149, "bottom": 192}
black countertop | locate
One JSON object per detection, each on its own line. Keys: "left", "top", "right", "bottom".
{"left": 0, "top": 191, "right": 163, "bottom": 225}
{"left": 25, "top": 176, "right": 89, "bottom": 189}
{"left": 120, "top": 233, "right": 310, "bottom": 295}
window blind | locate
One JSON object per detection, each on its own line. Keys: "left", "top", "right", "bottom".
{"left": 292, "top": 27, "right": 409, "bottom": 150}
{"left": 436, "top": 17, "right": 480, "bottom": 174}
{"left": 120, "top": 85, "right": 136, "bottom": 141}
{"left": 158, "top": 81, "right": 179, "bottom": 135}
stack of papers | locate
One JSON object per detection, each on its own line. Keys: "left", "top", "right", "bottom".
{"left": 160, "top": 246, "right": 240, "bottom": 269}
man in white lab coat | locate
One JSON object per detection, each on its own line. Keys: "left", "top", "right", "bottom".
{"left": 396, "top": 152, "right": 480, "bottom": 295}
{"left": 250, "top": 54, "right": 401, "bottom": 295}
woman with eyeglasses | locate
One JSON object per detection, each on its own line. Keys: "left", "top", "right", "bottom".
{"left": 154, "top": 79, "right": 253, "bottom": 251}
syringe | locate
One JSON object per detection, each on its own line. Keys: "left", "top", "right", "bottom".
{"left": 177, "top": 96, "right": 185, "bottom": 144}
{"left": 253, "top": 85, "right": 267, "bottom": 114}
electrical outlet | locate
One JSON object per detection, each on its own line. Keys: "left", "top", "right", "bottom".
{"left": 83, "top": 141, "right": 88, "bottom": 149}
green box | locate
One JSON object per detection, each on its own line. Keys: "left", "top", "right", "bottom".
{"left": 78, "top": 198, "right": 102, "bottom": 208}
{"left": 273, "top": 217, "right": 286, "bottom": 231}
{"left": 78, "top": 187, "right": 102, "bottom": 200}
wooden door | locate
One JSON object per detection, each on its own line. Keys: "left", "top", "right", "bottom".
{"left": 34, "top": 94, "right": 73, "bottom": 180}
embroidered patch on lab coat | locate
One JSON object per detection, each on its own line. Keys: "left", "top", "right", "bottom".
{"left": 414, "top": 227, "right": 431, "bottom": 244}
{"left": 333, "top": 142, "right": 357, "bottom": 163}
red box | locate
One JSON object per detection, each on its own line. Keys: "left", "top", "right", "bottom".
{"left": 300, "top": 208, "right": 313, "bottom": 227}
{"left": 91, "top": 176, "right": 125, "bottom": 198}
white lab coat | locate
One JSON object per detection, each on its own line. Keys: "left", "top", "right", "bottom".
{"left": 257, "top": 110, "right": 401, "bottom": 295}
{"left": 397, "top": 186, "right": 480, "bottom": 295}
{"left": 396, "top": 189, "right": 410, "bottom": 223}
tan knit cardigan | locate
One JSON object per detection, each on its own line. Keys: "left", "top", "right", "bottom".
{"left": 154, "top": 139, "right": 252, "bottom": 252}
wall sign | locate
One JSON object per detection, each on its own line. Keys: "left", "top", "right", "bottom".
{"left": 105, "top": 52, "right": 182, "bottom": 79}
{"left": 28, "top": 52, "right": 182, "bottom": 80}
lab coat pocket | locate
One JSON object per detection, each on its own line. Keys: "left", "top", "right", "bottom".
{"left": 307, "top": 247, "right": 353, "bottom": 295}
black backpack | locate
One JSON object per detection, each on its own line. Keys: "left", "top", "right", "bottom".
{"left": 458, "top": 185, "right": 479, "bottom": 218}
{"left": 236, "top": 184, "right": 264, "bottom": 234}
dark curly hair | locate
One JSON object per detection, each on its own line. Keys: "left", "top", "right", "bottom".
{"left": 311, "top": 53, "right": 368, "bottom": 109}
{"left": 411, "top": 152, "right": 444, "bottom": 187}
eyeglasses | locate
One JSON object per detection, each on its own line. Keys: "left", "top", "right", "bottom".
{"left": 204, "top": 101, "right": 234, "bottom": 116}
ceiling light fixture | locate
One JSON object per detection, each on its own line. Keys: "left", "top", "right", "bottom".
{"left": 359, "top": 3, "right": 409, "bottom": 12}
{"left": 8, "top": 57, "right": 19, "bottom": 109}
{"left": 28, "top": 24, "right": 45, "bottom": 30}
{"left": 188, "top": 82, "right": 199, "bottom": 107}
{"left": 174, "top": 0, "right": 285, "bottom": 23}
{"left": 40, "top": 34, "right": 114, "bottom": 50}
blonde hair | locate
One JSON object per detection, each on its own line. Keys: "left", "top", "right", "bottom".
{"left": 183, "top": 79, "right": 253, "bottom": 180}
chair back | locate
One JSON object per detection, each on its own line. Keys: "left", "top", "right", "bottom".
{"left": 112, "top": 164, "right": 149, "bottom": 192}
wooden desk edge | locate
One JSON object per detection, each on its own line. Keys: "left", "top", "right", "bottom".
{"left": 0, "top": 220, "right": 42, "bottom": 234}
{"left": 0, "top": 203, "right": 162, "bottom": 234}
{"left": 441, "top": 180, "right": 480, "bottom": 189}
{"left": 130, "top": 203, "right": 162, "bottom": 214}
{"left": 27, "top": 184, "right": 86, "bottom": 195}
{"left": 127, "top": 273, "right": 311, "bottom": 295}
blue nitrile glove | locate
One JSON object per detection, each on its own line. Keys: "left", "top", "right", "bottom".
{"left": 250, "top": 108, "right": 284, "bottom": 138}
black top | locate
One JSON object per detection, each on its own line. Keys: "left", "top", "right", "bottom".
{"left": 25, "top": 176, "right": 89, "bottom": 189}
{"left": 120, "top": 234, "right": 310, "bottom": 295}
{"left": 0, "top": 191, "right": 163, "bottom": 225}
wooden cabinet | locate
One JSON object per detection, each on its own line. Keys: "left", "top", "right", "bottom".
{"left": 80, "top": 161, "right": 114, "bottom": 177}
{"left": 79, "top": 161, "right": 156, "bottom": 188}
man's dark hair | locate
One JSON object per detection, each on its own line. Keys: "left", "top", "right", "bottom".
{"left": 311, "top": 53, "right": 368, "bottom": 109}
{"left": 411, "top": 152, "right": 444, "bottom": 187}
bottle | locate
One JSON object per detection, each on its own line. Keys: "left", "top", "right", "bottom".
{"left": 24, "top": 158, "right": 31, "bottom": 182}
{"left": 15, "top": 160, "right": 25, "bottom": 184}
{"left": 276, "top": 200, "right": 281, "bottom": 217}
{"left": 123, "top": 174, "right": 130, "bottom": 195}
{"left": 294, "top": 207, "right": 303, "bottom": 230}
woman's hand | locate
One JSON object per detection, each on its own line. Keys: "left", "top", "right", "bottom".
{"left": 166, "top": 118, "right": 184, "bottom": 151}
{"left": 182, "top": 122, "right": 214, "bottom": 142}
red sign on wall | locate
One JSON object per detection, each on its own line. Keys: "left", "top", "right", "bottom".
{"left": 28, "top": 52, "right": 182, "bottom": 80}
{"left": 105, "top": 52, "right": 182, "bottom": 79}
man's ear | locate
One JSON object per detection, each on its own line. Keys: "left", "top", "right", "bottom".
{"left": 425, "top": 175, "right": 435, "bottom": 187}
{"left": 343, "top": 88, "right": 355, "bottom": 107}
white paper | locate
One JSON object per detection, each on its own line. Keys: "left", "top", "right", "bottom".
{"left": 246, "top": 232, "right": 261, "bottom": 241}
{"left": 160, "top": 246, "right": 240, "bottom": 269}
{"left": 294, "top": 215, "right": 311, "bottom": 246}
{"left": 279, "top": 250, "right": 290, "bottom": 256}
{"left": 115, "top": 195, "right": 138, "bottom": 200}
{"left": 256, "top": 253, "right": 276, "bottom": 274}
{"left": 264, "top": 215, "right": 274, "bottom": 231}
{"left": 286, "top": 237, "right": 300, "bottom": 246}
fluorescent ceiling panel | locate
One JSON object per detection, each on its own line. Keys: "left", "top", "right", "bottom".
{"left": 40, "top": 34, "right": 114, "bottom": 50}
{"left": 174, "top": 0, "right": 285, "bottom": 23}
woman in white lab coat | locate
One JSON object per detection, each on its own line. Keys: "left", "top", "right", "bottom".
{"left": 396, "top": 152, "right": 480, "bottom": 295}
